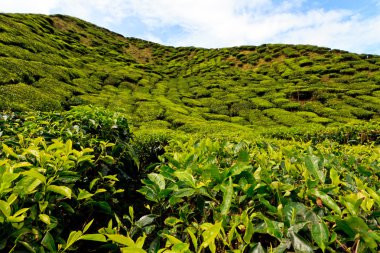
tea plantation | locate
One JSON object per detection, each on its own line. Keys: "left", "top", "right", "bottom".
{"left": 0, "top": 14, "right": 379, "bottom": 252}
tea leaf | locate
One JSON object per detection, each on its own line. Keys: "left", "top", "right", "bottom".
{"left": 288, "top": 230, "right": 313, "bottom": 253}
{"left": 77, "top": 189, "right": 94, "bottom": 200}
{"left": 80, "top": 234, "right": 107, "bottom": 242}
{"left": 311, "top": 220, "right": 329, "bottom": 252}
{"left": 0, "top": 200, "right": 11, "bottom": 217}
{"left": 47, "top": 185, "right": 72, "bottom": 199}
{"left": 173, "top": 171, "right": 196, "bottom": 188}
{"left": 41, "top": 232, "right": 56, "bottom": 252}
{"left": 106, "top": 234, "right": 135, "bottom": 246}
{"left": 120, "top": 248, "right": 147, "bottom": 253}
{"left": 304, "top": 155, "right": 325, "bottom": 183}
{"left": 220, "top": 177, "right": 233, "bottom": 216}
{"left": 200, "top": 221, "right": 222, "bottom": 251}
{"left": 83, "top": 219, "right": 94, "bottom": 233}
{"left": 23, "top": 169, "right": 46, "bottom": 185}
{"left": 64, "top": 230, "right": 83, "bottom": 250}
{"left": 308, "top": 189, "right": 341, "bottom": 216}
{"left": 39, "top": 214, "right": 51, "bottom": 225}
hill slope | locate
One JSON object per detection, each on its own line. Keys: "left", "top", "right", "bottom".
{"left": 1, "top": 13, "right": 380, "bottom": 139}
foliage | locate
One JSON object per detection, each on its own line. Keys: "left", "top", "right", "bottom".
{"left": 0, "top": 136, "right": 118, "bottom": 251}
{"left": 0, "top": 13, "right": 380, "bottom": 139}
{"left": 1, "top": 12, "right": 380, "bottom": 253}
{"left": 136, "top": 138, "right": 380, "bottom": 252}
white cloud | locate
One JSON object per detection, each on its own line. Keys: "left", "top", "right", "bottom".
{"left": 119, "top": 0, "right": 380, "bottom": 54}
{"left": 0, "top": 0, "right": 128, "bottom": 26}
{"left": 0, "top": 0, "right": 59, "bottom": 14}
{"left": 0, "top": 0, "right": 379, "bottom": 54}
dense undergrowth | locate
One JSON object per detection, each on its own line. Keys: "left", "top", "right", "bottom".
{"left": 1, "top": 107, "right": 379, "bottom": 252}
{"left": 1, "top": 13, "right": 380, "bottom": 253}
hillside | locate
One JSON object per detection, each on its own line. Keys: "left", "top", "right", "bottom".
{"left": 1, "top": 14, "right": 380, "bottom": 252}
{"left": 1, "top": 13, "right": 380, "bottom": 140}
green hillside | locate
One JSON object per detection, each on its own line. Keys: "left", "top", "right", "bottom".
{"left": 0, "top": 14, "right": 380, "bottom": 252}
{"left": 1, "top": 13, "right": 380, "bottom": 141}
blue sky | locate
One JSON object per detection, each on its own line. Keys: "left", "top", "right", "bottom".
{"left": 1, "top": 0, "right": 380, "bottom": 54}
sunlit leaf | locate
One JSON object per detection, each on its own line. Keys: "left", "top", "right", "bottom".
{"left": 47, "top": 185, "right": 72, "bottom": 199}
{"left": 77, "top": 188, "right": 94, "bottom": 200}
{"left": 308, "top": 189, "right": 341, "bottom": 216}
{"left": 220, "top": 177, "right": 233, "bottom": 216}
{"left": 106, "top": 234, "right": 135, "bottom": 246}
{"left": 80, "top": 234, "right": 107, "bottom": 242}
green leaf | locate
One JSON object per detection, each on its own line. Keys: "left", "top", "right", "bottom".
{"left": 173, "top": 171, "right": 196, "bottom": 188}
{"left": 41, "top": 232, "right": 56, "bottom": 252}
{"left": 172, "top": 243, "right": 190, "bottom": 252}
{"left": 47, "top": 185, "right": 72, "bottom": 199}
{"left": 95, "top": 188, "right": 107, "bottom": 194}
{"left": 264, "top": 218, "right": 283, "bottom": 239}
{"left": 0, "top": 200, "right": 11, "bottom": 217}
{"left": 18, "top": 241, "right": 36, "bottom": 253}
{"left": 120, "top": 248, "right": 147, "bottom": 253}
{"left": 308, "top": 189, "right": 341, "bottom": 216}
{"left": 77, "top": 188, "right": 94, "bottom": 200}
{"left": 283, "top": 202, "right": 307, "bottom": 227}
{"left": 220, "top": 177, "right": 233, "bottom": 216}
{"left": 39, "top": 214, "right": 51, "bottom": 225}
{"left": 164, "top": 234, "right": 183, "bottom": 245}
{"left": 101, "top": 155, "right": 114, "bottom": 165}
{"left": 243, "top": 220, "right": 254, "bottom": 244}
{"left": 135, "top": 214, "right": 157, "bottom": 228}
{"left": 83, "top": 219, "right": 94, "bottom": 233}
{"left": 173, "top": 188, "right": 195, "bottom": 198}
{"left": 14, "top": 177, "right": 42, "bottom": 195}
{"left": 7, "top": 194, "right": 18, "bottom": 205}
{"left": 11, "top": 162, "right": 32, "bottom": 170}
{"left": 187, "top": 229, "right": 198, "bottom": 251}
{"left": 106, "top": 234, "right": 135, "bottom": 246}
{"left": 64, "top": 231, "right": 83, "bottom": 250}
{"left": 55, "top": 172, "right": 80, "bottom": 183}
{"left": 135, "top": 234, "right": 147, "bottom": 248}
{"left": 200, "top": 221, "right": 222, "bottom": 252}
{"left": 23, "top": 169, "right": 46, "bottom": 184}
{"left": 337, "top": 216, "right": 380, "bottom": 250}
{"left": 342, "top": 194, "right": 363, "bottom": 216}
{"left": 304, "top": 155, "right": 325, "bottom": 183}
{"left": 7, "top": 214, "right": 26, "bottom": 223}
{"left": 365, "top": 186, "right": 380, "bottom": 206}
{"left": 129, "top": 206, "right": 134, "bottom": 222}
{"left": 272, "top": 239, "right": 292, "bottom": 253}
{"left": 329, "top": 168, "right": 340, "bottom": 187}
{"left": 164, "top": 217, "right": 183, "bottom": 227}
{"left": 60, "top": 202, "right": 75, "bottom": 214}
{"left": 65, "top": 139, "right": 72, "bottom": 154}
{"left": 77, "top": 154, "right": 95, "bottom": 164}
{"left": 311, "top": 220, "right": 329, "bottom": 253}
{"left": 79, "top": 234, "right": 107, "bottom": 242}
{"left": 288, "top": 231, "right": 313, "bottom": 253}
{"left": 2, "top": 143, "right": 18, "bottom": 158}
{"left": 89, "top": 178, "right": 99, "bottom": 191}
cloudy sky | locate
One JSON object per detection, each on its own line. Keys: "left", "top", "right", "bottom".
{"left": 1, "top": 0, "right": 380, "bottom": 54}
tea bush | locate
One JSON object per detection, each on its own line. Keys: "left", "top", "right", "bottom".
{"left": 136, "top": 138, "right": 380, "bottom": 252}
